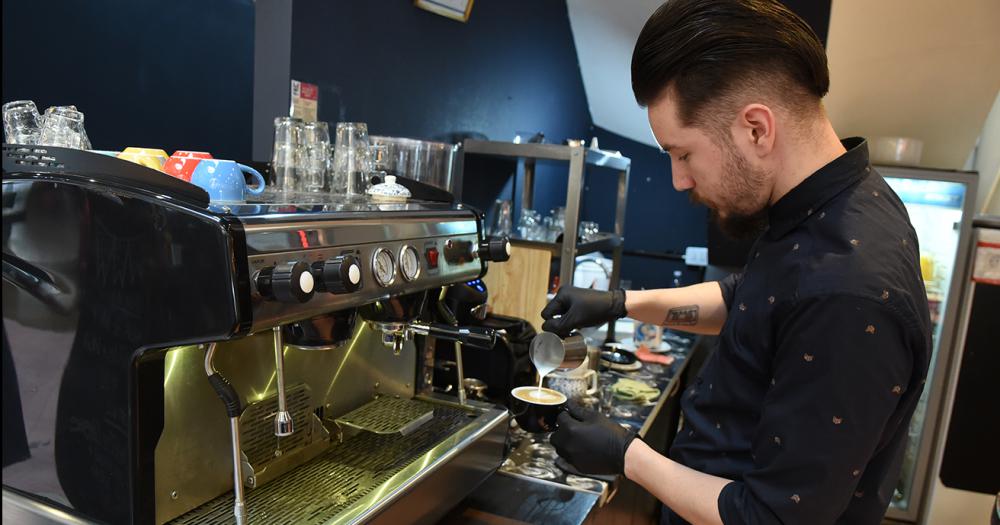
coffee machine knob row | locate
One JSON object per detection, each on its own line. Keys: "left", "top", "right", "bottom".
{"left": 313, "top": 254, "right": 362, "bottom": 294}
{"left": 255, "top": 260, "right": 315, "bottom": 303}
{"left": 478, "top": 237, "right": 511, "bottom": 262}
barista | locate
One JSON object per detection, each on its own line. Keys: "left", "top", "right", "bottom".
{"left": 543, "top": 1, "right": 931, "bottom": 524}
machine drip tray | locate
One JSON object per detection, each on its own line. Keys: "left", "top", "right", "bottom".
{"left": 168, "top": 398, "right": 506, "bottom": 525}
{"left": 336, "top": 396, "right": 436, "bottom": 435}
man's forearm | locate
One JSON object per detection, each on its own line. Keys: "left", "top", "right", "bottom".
{"left": 624, "top": 282, "right": 728, "bottom": 335}
{"left": 624, "top": 440, "right": 730, "bottom": 525}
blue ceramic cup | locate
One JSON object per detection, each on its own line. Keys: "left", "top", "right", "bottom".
{"left": 190, "top": 160, "right": 265, "bottom": 203}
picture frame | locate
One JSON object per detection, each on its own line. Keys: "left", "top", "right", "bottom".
{"left": 414, "top": 0, "right": 474, "bottom": 23}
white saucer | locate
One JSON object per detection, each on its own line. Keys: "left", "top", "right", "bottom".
{"left": 618, "top": 337, "right": 672, "bottom": 353}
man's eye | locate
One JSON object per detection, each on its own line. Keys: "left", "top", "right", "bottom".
{"left": 678, "top": 153, "right": 690, "bottom": 162}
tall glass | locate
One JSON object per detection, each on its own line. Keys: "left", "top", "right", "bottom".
{"left": 331, "top": 122, "right": 371, "bottom": 198}
{"left": 272, "top": 117, "right": 305, "bottom": 194}
{"left": 301, "top": 121, "right": 330, "bottom": 193}
{"left": 3, "top": 100, "right": 42, "bottom": 145}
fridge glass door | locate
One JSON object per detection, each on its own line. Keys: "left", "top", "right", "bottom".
{"left": 883, "top": 176, "right": 967, "bottom": 512}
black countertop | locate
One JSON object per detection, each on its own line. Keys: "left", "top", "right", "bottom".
{"left": 441, "top": 332, "right": 699, "bottom": 524}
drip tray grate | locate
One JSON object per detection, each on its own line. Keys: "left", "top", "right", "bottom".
{"left": 169, "top": 400, "right": 470, "bottom": 525}
{"left": 335, "top": 396, "right": 435, "bottom": 435}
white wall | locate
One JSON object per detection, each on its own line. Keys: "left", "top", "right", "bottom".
{"left": 566, "top": 0, "right": 665, "bottom": 148}
{"left": 824, "top": 0, "right": 1000, "bottom": 170}
{"left": 973, "top": 90, "right": 1000, "bottom": 214}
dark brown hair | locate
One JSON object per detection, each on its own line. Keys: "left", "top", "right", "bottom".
{"left": 631, "top": 0, "right": 829, "bottom": 128}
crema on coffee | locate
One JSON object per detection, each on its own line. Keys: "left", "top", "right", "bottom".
{"left": 511, "top": 386, "right": 566, "bottom": 405}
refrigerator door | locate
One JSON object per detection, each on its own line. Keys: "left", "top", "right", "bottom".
{"left": 878, "top": 166, "right": 978, "bottom": 522}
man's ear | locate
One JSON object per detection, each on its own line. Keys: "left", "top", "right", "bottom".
{"left": 735, "top": 103, "right": 776, "bottom": 157}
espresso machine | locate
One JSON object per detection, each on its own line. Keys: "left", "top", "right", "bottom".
{"left": 1, "top": 145, "right": 511, "bottom": 524}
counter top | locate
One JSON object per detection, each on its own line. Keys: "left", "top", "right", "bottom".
{"left": 440, "top": 330, "right": 697, "bottom": 525}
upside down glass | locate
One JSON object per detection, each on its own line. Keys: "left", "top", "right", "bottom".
{"left": 331, "top": 122, "right": 372, "bottom": 198}
{"left": 272, "top": 117, "right": 305, "bottom": 194}
{"left": 44, "top": 106, "right": 91, "bottom": 149}
{"left": 3, "top": 100, "right": 42, "bottom": 145}
{"left": 38, "top": 106, "right": 89, "bottom": 150}
{"left": 301, "top": 121, "right": 330, "bottom": 193}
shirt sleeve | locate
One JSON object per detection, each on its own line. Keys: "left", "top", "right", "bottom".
{"left": 717, "top": 272, "right": 743, "bottom": 311}
{"left": 717, "top": 294, "right": 915, "bottom": 525}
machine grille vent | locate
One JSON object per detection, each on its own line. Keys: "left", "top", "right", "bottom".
{"left": 168, "top": 400, "right": 469, "bottom": 525}
{"left": 240, "top": 384, "right": 315, "bottom": 467}
{"left": 3, "top": 145, "right": 65, "bottom": 168}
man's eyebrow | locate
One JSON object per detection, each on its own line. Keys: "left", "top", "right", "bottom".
{"left": 660, "top": 142, "right": 677, "bottom": 153}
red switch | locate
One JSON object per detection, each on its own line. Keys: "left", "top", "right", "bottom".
{"left": 425, "top": 247, "right": 440, "bottom": 269}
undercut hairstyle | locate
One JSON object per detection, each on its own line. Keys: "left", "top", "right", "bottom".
{"left": 631, "top": 0, "right": 829, "bottom": 132}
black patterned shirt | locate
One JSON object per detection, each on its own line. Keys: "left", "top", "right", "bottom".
{"left": 666, "top": 138, "right": 931, "bottom": 524}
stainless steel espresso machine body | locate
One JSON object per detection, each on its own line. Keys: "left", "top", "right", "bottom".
{"left": 2, "top": 145, "right": 510, "bottom": 525}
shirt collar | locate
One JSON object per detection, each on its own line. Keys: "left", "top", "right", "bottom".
{"left": 766, "top": 137, "right": 870, "bottom": 239}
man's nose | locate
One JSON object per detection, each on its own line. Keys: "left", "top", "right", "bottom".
{"left": 672, "top": 163, "right": 694, "bottom": 191}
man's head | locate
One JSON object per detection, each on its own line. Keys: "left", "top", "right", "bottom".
{"left": 632, "top": 0, "right": 830, "bottom": 237}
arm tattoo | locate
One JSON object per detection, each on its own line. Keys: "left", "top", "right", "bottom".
{"left": 664, "top": 305, "right": 699, "bottom": 326}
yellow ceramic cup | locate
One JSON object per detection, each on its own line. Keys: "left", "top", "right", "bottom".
{"left": 118, "top": 148, "right": 169, "bottom": 171}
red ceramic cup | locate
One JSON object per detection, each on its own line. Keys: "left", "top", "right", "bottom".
{"left": 164, "top": 151, "right": 213, "bottom": 182}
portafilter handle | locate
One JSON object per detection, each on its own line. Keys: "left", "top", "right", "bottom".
{"left": 409, "top": 322, "right": 498, "bottom": 350}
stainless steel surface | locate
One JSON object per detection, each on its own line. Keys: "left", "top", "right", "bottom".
{"left": 155, "top": 324, "right": 417, "bottom": 524}
{"left": 369, "top": 135, "right": 458, "bottom": 193}
{"left": 335, "top": 397, "right": 435, "bottom": 435}
{"left": 272, "top": 327, "right": 294, "bottom": 437}
{"left": 229, "top": 417, "right": 248, "bottom": 525}
{"left": 454, "top": 342, "right": 467, "bottom": 404}
{"left": 2, "top": 489, "right": 97, "bottom": 525}
{"left": 522, "top": 158, "right": 535, "bottom": 211}
{"left": 463, "top": 139, "right": 631, "bottom": 172}
{"left": 240, "top": 216, "right": 476, "bottom": 253}
{"left": 560, "top": 146, "right": 585, "bottom": 286}
{"left": 244, "top": 218, "right": 482, "bottom": 331}
{"left": 168, "top": 399, "right": 507, "bottom": 525}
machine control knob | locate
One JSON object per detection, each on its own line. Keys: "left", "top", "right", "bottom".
{"left": 479, "top": 237, "right": 511, "bottom": 262}
{"left": 313, "top": 255, "right": 362, "bottom": 294}
{"left": 256, "top": 261, "right": 315, "bottom": 303}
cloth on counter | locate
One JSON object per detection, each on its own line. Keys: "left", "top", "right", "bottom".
{"left": 611, "top": 378, "right": 660, "bottom": 404}
{"left": 636, "top": 345, "right": 675, "bottom": 365}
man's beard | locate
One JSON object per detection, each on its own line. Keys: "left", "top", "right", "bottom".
{"left": 689, "top": 141, "right": 769, "bottom": 240}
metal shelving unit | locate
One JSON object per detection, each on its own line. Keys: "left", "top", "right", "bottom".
{"left": 462, "top": 140, "right": 631, "bottom": 334}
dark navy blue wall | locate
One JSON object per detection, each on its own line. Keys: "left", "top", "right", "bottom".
{"left": 2, "top": 0, "right": 254, "bottom": 160}
{"left": 287, "top": 0, "right": 592, "bottom": 215}
{"left": 581, "top": 126, "right": 708, "bottom": 290}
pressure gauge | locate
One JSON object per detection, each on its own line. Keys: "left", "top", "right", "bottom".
{"left": 399, "top": 245, "right": 421, "bottom": 282}
{"left": 372, "top": 248, "right": 395, "bottom": 287}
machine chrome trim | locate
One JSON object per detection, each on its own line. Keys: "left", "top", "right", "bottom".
{"left": 241, "top": 217, "right": 478, "bottom": 255}
{"left": 1, "top": 489, "right": 97, "bottom": 525}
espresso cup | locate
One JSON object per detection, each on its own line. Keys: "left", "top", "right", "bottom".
{"left": 190, "top": 159, "right": 266, "bottom": 203}
{"left": 546, "top": 368, "right": 599, "bottom": 401}
{"left": 118, "top": 147, "right": 169, "bottom": 171}
{"left": 164, "top": 150, "right": 213, "bottom": 182}
{"left": 510, "top": 386, "right": 567, "bottom": 433}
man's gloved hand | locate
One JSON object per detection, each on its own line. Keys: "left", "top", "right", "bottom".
{"left": 540, "top": 287, "right": 627, "bottom": 337}
{"left": 550, "top": 405, "right": 638, "bottom": 476}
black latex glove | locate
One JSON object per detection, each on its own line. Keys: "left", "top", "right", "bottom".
{"left": 540, "top": 287, "right": 627, "bottom": 337}
{"left": 550, "top": 404, "right": 638, "bottom": 476}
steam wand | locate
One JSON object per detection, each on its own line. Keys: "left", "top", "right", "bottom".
{"left": 272, "top": 327, "right": 294, "bottom": 437}
{"left": 204, "top": 342, "right": 248, "bottom": 525}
